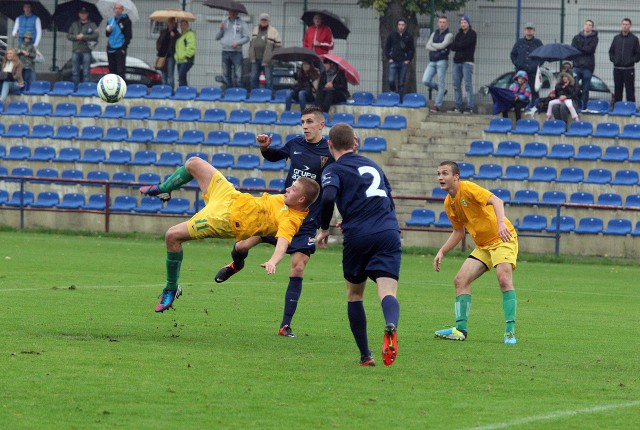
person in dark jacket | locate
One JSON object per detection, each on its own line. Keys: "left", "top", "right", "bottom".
{"left": 156, "top": 17, "right": 179, "bottom": 88}
{"left": 510, "top": 22, "right": 543, "bottom": 103}
{"left": 451, "top": 15, "right": 477, "bottom": 113}
{"left": 571, "top": 19, "right": 598, "bottom": 109}
{"left": 285, "top": 60, "right": 320, "bottom": 111}
{"left": 315, "top": 57, "right": 350, "bottom": 113}
{"left": 609, "top": 18, "right": 640, "bottom": 103}
{"left": 546, "top": 72, "right": 580, "bottom": 122}
{"left": 106, "top": 3, "right": 132, "bottom": 79}
{"left": 385, "top": 18, "right": 414, "bottom": 101}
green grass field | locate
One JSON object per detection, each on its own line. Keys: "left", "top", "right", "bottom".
{"left": 1, "top": 230, "right": 639, "bottom": 429}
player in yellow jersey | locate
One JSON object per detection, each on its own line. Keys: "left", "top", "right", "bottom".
{"left": 433, "top": 161, "right": 518, "bottom": 344}
{"left": 140, "top": 156, "right": 320, "bottom": 313}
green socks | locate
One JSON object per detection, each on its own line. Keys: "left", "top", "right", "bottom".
{"left": 502, "top": 290, "right": 517, "bottom": 333}
{"left": 166, "top": 250, "right": 183, "bottom": 291}
{"left": 159, "top": 166, "right": 194, "bottom": 193}
{"left": 455, "top": 294, "right": 471, "bottom": 331}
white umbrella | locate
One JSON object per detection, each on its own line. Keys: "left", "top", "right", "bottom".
{"left": 96, "top": 0, "right": 140, "bottom": 23}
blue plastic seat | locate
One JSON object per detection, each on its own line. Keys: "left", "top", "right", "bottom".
{"left": 584, "top": 99, "right": 609, "bottom": 114}
{"left": 138, "top": 172, "right": 161, "bottom": 185}
{"left": 110, "top": 195, "right": 137, "bottom": 211}
{"left": 574, "top": 217, "right": 604, "bottom": 234}
{"left": 511, "top": 119, "right": 539, "bottom": 135}
{"left": 431, "top": 187, "right": 447, "bottom": 198}
{"left": 518, "top": 214, "right": 547, "bottom": 232}
{"left": 205, "top": 130, "right": 230, "bottom": 146}
{"left": 233, "top": 154, "right": 261, "bottom": 169}
{"left": 80, "top": 148, "right": 106, "bottom": 163}
{"left": 538, "top": 119, "right": 566, "bottom": 136}
{"left": 547, "top": 143, "right": 574, "bottom": 160}
{"left": 474, "top": 163, "right": 502, "bottom": 180}
{"left": 350, "top": 91, "right": 375, "bottom": 106}
{"left": 25, "top": 80, "right": 50, "bottom": 95}
{"left": 152, "top": 128, "right": 179, "bottom": 144}
{"left": 172, "top": 86, "right": 197, "bottom": 100}
{"left": 574, "top": 144, "right": 602, "bottom": 160}
{"left": 127, "top": 105, "right": 151, "bottom": 120}
{"left": 178, "top": 129, "right": 204, "bottom": 145}
{"left": 77, "top": 103, "right": 102, "bottom": 118}
{"left": 185, "top": 151, "right": 208, "bottom": 162}
{"left": 86, "top": 170, "right": 109, "bottom": 185}
{"left": 458, "top": 162, "right": 475, "bottom": 179}
{"left": 146, "top": 84, "right": 173, "bottom": 99}
{"left": 541, "top": 191, "right": 566, "bottom": 205}
{"left": 520, "top": 142, "right": 547, "bottom": 158}
{"left": 569, "top": 191, "right": 594, "bottom": 205}
{"left": 222, "top": 87, "right": 247, "bottom": 102}
{"left": 230, "top": 131, "right": 256, "bottom": 146}
{"left": 380, "top": 114, "right": 407, "bottom": 130}
{"left": 134, "top": 196, "right": 163, "bottom": 213}
{"left": 490, "top": 188, "right": 511, "bottom": 202}
{"left": 159, "top": 198, "right": 191, "bottom": 214}
{"left": 434, "top": 211, "right": 453, "bottom": 228}
{"left": 84, "top": 194, "right": 109, "bottom": 211}
{"left": 57, "top": 193, "right": 85, "bottom": 209}
{"left": 484, "top": 117, "right": 512, "bottom": 133}
{"left": 202, "top": 108, "right": 227, "bottom": 123}
{"left": 618, "top": 123, "right": 640, "bottom": 139}
{"left": 406, "top": 209, "right": 436, "bottom": 226}
{"left": 5, "top": 123, "right": 29, "bottom": 137}
{"left": 52, "top": 125, "right": 79, "bottom": 140}
{"left": 376, "top": 92, "right": 400, "bottom": 107}
{"left": 104, "top": 149, "right": 131, "bottom": 165}
{"left": 127, "top": 128, "right": 153, "bottom": 143}
{"left": 601, "top": 145, "right": 629, "bottom": 162}
{"left": 78, "top": 126, "right": 103, "bottom": 141}
{"left": 124, "top": 83, "right": 148, "bottom": 98}
{"left": 400, "top": 93, "right": 427, "bottom": 108}
{"left": 4, "top": 101, "right": 29, "bottom": 115}
{"left": 6, "top": 190, "right": 34, "bottom": 207}
{"left": 241, "top": 177, "right": 266, "bottom": 189}
{"left": 278, "top": 110, "right": 301, "bottom": 125}
{"left": 502, "top": 164, "right": 529, "bottom": 181}
{"left": 130, "top": 150, "right": 157, "bottom": 165}
{"left": 330, "top": 112, "right": 355, "bottom": 126}
{"left": 111, "top": 171, "right": 135, "bottom": 187}
{"left": 260, "top": 158, "right": 286, "bottom": 171}
{"left": 151, "top": 106, "right": 176, "bottom": 121}
{"left": 360, "top": 136, "right": 387, "bottom": 152}
{"left": 212, "top": 152, "right": 235, "bottom": 168}
{"left": 268, "top": 178, "right": 286, "bottom": 190}
{"left": 465, "top": 140, "right": 493, "bottom": 156}
{"left": 155, "top": 151, "right": 183, "bottom": 166}
{"left": 0, "top": 189, "right": 8, "bottom": 205}
{"left": 196, "top": 87, "right": 222, "bottom": 101}
{"left": 8, "top": 167, "right": 33, "bottom": 182}
{"left": 494, "top": 140, "right": 521, "bottom": 157}
{"left": 529, "top": 166, "right": 557, "bottom": 182}
{"left": 102, "top": 104, "right": 127, "bottom": 119}
{"left": 626, "top": 195, "right": 640, "bottom": 207}
{"left": 546, "top": 216, "right": 575, "bottom": 233}
{"left": 226, "top": 175, "right": 240, "bottom": 188}
{"left": 31, "top": 146, "right": 56, "bottom": 161}
{"left": 592, "top": 122, "right": 620, "bottom": 138}
{"left": 584, "top": 168, "right": 612, "bottom": 184}
{"left": 609, "top": 101, "right": 636, "bottom": 116}
{"left": 272, "top": 88, "right": 289, "bottom": 103}
{"left": 247, "top": 88, "right": 272, "bottom": 102}
{"left": 565, "top": 120, "right": 593, "bottom": 137}
{"left": 49, "top": 81, "right": 74, "bottom": 96}
{"left": 51, "top": 102, "right": 77, "bottom": 117}
{"left": 612, "top": 170, "right": 639, "bottom": 186}
{"left": 175, "top": 107, "right": 201, "bottom": 122}
{"left": 73, "top": 82, "right": 98, "bottom": 97}
{"left": 597, "top": 193, "right": 622, "bottom": 207}
{"left": 31, "top": 191, "right": 60, "bottom": 208}
{"left": 5, "top": 145, "right": 31, "bottom": 160}
{"left": 513, "top": 189, "right": 539, "bottom": 203}
{"left": 286, "top": 133, "right": 304, "bottom": 143}
{"left": 103, "top": 126, "right": 128, "bottom": 142}
{"left": 27, "top": 101, "right": 53, "bottom": 116}
{"left": 603, "top": 219, "right": 632, "bottom": 236}
{"left": 55, "top": 147, "right": 81, "bottom": 162}
{"left": 250, "top": 109, "right": 277, "bottom": 125}
{"left": 227, "top": 109, "right": 252, "bottom": 124}
{"left": 355, "top": 113, "right": 381, "bottom": 129}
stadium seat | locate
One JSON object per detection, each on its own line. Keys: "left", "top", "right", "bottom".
{"left": 31, "top": 191, "right": 60, "bottom": 208}
{"left": 603, "top": 219, "right": 632, "bottom": 236}
{"left": 278, "top": 110, "right": 301, "bottom": 125}
{"left": 202, "top": 108, "right": 227, "bottom": 123}
{"left": 541, "top": 191, "right": 566, "bottom": 205}
{"left": 355, "top": 113, "right": 381, "bottom": 129}
{"left": 330, "top": 112, "right": 355, "bottom": 126}
{"left": 27, "top": 101, "right": 53, "bottom": 116}
{"left": 102, "top": 104, "right": 127, "bottom": 119}
{"left": 546, "top": 215, "right": 575, "bottom": 233}
{"left": 520, "top": 142, "right": 547, "bottom": 158}
{"left": 146, "top": 84, "right": 173, "bottom": 99}
{"left": 564, "top": 120, "right": 592, "bottom": 137}
{"left": 73, "top": 82, "right": 98, "bottom": 97}
{"left": 227, "top": 109, "right": 252, "bottom": 124}
{"left": 511, "top": 119, "right": 539, "bottom": 135}
{"left": 49, "top": 81, "right": 74, "bottom": 96}
{"left": 204, "top": 130, "right": 230, "bottom": 146}
{"left": 465, "top": 140, "right": 493, "bottom": 156}
{"left": 584, "top": 99, "right": 609, "bottom": 114}
{"left": 80, "top": 148, "right": 106, "bottom": 163}
{"left": 138, "top": 172, "right": 161, "bottom": 184}
{"left": 269, "top": 133, "right": 283, "bottom": 147}
{"left": 111, "top": 171, "right": 135, "bottom": 187}
{"left": 0, "top": 144, "right": 4, "bottom": 157}
{"left": 406, "top": 209, "right": 436, "bottom": 226}
{"left": 360, "top": 136, "right": 387, "bottom": 152}
{"left": 230, "top": 131, "right": 256, "bottom": 146}
{"left": 260, "top": 158, "right": 286, "bottom": 171}
{"left": 52, "top": 125, "right": 79, "bottom": 140}
{"left": 400, "top": 93, "right": 427, "bottom": 108}
{"left": 226, "top": 175, "right": 240, "bottom": 188}
{"left": 458, "top": 162, "right": 475, "bottom": 179}
{"left": 84, "top": 194, "right": 109, "bottom": 211}
{"left": 6, "top": 190, "right": 34, "bottom": 207}
{"left": 502, "top": 165, "right": 529, "bottom": 181}
{"left": 4, "top": 101, "right": 29, "bottom": 115}
{"left": 618, "top": 123, "right": 640, "bottom": 139}
{"left": 271, "top": 88, "right": 288, "bottom": 103}
{"left": 77, "top": 103, "right": 102, "bottom": 118}
{"left": 629, "top": 148, "right": 640, "bottom": 163}
{"left": 376, "top": 92, "right": 400, "bottom": 107}
{"left": 612, "top": 170, "right": 639, "bottom": 186}
{"left": 537, "top": 119, "right": 566, "bottom": 136}
{"left": 350, "top": 91, "right": 376, "bottom": 106}
{"left": 573, "top": 144, "right": 601, "bottom": 161}
{"left": 569, "top": 192, "right": 594, "bottom": 205}
{"left": 55, "top": 147, "right": 81, "bottom": 162}
{"left": 233, "top": 154, "right": 261, "bottom": 169}
{"left": 493, "top": 140, "right": 521, "bottom": 157}
{"left": 253, "top": 109, "right": 278, "bottom": 124}
{"left": 103, "top": 126, "right": 129, "bottom": 142}
{"left": 152, "top": 128, "right": 179, "bottom": 144}
{"left": 475, "top": 163, "right": 503, "bottom": 180}
{"left": 127, "top": 105, "right": 151, "bottom": 120}
{"left": 86, "top": 170, "right": 109, "bottom": 185}
{"left": 268, "top": 178, "right": 286, "bottom": 190}
{"left": 222, "top": 87, "right": 247, "bottom": 102}
{"left": 159, "top": 198, "right": 191, "bottom": 214}
{"left": 597, "top": 193, "right": 622, "bottom": 207}
{"left": 584, "top": 168, "right": 612, "bottom": 184}
{"left": 151, "top": 106, "right": 176, "bottom": 121}
{"left": 609, "top": 101, "right": 636, "bottom": 116}
{"left": 286, "top": 133, "right": 304, "bottom": 142}
{"left": 57, "top": 193, "right": 85, "bottom": 209}
{"left": 110, "top": 195, "right": 137, "bottom": 211}
{"left": 25, "top": 80, "right": 50, "bottom": 95}
{"left": 134, "top": 196, "right": 163, "bottom": 213}
{"left": 8, "top": 167, "right": 33, "bottom": 182}
{"left": 185, "top": 151, "right": 208, "bottom": 162}
{"left": 5, "top": 145, "right": 31, "bottom": 160}
{"left": 518, "top": 214, "right": 547, "bottom": 232}
{"left": 380, "top": 115, "right": 407, "bottom": 130}
{"left": 547, "top": 143, "right": 574, "bottom": 160}
{"left": 127, "top": 128, "right": 153, "bottom": 143}
{"left": 178, "top": 129, "right": 204, "bottom": 145}
{"left": 574, "top": 217, "right": 604, "bottom": 234}
{"left": 31, "top": 146, "right": 56, "bottom": 161}
{"left": 241, "top": 177, "right": 266, "bottom": 189}
{"left": 59, "top": 169, "right": 83, "bottom": 183}
{"left": 0, "top": 166, "right": 7, "bottom": 177}
{"left": 601, "top": 145, "right": 629, "bottom": 162}
{"left": 172, "top": 86, "right": 197, "bottom": 100}
{"left": 196, "top": 87, "right": 222, "bottom": 101}
{"left": 592, "top": 122, "right": 620, "bottom": 138}
{"left": 490, "top": 188, "right": 511, "bottom": 202}
{"left": 247, "top": 88, "right": 272, "bottom": 102}
{"left": 104, "top": 149, "right": 131, "bottom": 165}
{"left": 5, "top": 123, "right": 29, "bottom": 138}
{"left": 155, "top": 151, "right": 183, "bottom": 167}
{"left": 625, "top": 194, "right": 640, "bottom": 207}
{"left": 51, "top": 102, "right": 77, "bottom": 117}
{"left": 529, "top": 166, "right": 557, "bottom": 182}
{"left": 77, "top": 126, "right": 103, "bottom": 141}
{"left": 212, "top": 152, "right": 235, "bottom": 168}
{"left": 130, "top": 150, "right": 157, "bottom": 165}
{"left": 124, "top": 83, "right": 148, "bottom": 98}
{"left": 484, "top": 117, "right": 512, "bottom": 133}
{"left": 0, "top": 189, "right": 8, "bottom": 205}
{"left": 175, "top": 107, "right": 201, "bottom": 122}
{"left": 513, "top": 189, "right": 539, "bottom": 203}
{"left": 433, "top": 211, "right": 453, "bottom": 228}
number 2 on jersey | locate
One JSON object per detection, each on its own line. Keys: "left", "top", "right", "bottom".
{"left": 358, "top": 166, "right": 388, "bottom": 198}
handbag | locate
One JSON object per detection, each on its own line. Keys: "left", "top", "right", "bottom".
{"left": 154, "top": 56, "right": 166, "bottom": 70}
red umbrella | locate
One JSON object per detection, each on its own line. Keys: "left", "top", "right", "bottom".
{"left": 322, "top": 54, "right": 360, "bottom": 85}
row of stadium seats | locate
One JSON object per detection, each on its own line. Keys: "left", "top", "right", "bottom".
{"left": 485, "top": 118, "right": 640, "bottom": 138}
{"left": 0, "top": 104, "right": 408, "bottom": 129}
{"left": 466, "top": 140, "right": 640, "bottom": 161}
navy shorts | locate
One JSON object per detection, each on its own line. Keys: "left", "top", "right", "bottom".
{"left": 261, "top": 223, "right": 317, "bottom": 256}
{"left": 343, "top": 229, "right": 401, "bottom": 284}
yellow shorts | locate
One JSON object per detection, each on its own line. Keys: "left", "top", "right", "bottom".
{"left": 470, "top": 235, "right": 518, "bottom": 270}
{"left": 187, "top": 171, "right": 241, "bottom": 240}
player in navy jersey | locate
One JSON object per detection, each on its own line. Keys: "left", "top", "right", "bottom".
{"left": 316, "top": 123, "right": 401, "bottom": 366}
{"left": 214, "top": 106, "right": 334, "bottom": 338}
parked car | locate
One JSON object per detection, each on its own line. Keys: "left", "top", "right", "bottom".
{"left": 58, "top": 51, "right": 163, "bottom": 87}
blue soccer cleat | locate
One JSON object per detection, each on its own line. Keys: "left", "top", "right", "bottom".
{"left": 155, "top": 286, "right": 182, "bottom": 312}
{"left": 140, "top": 184, "right": 171, "bottom": 202}
{"left": 435, "top": 327, "right": 467, "bottom": 341}
{"left": 504, "top": 331, "right": 517, "bottom": 344}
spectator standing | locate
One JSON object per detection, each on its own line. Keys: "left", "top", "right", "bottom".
{"left": 67, "top": 7, "right": 99, "bottom": 88}
{"left": 106, "top": 3, "right": 132, "bottom": 79}
{"left": 303, "top": 14, "right": 334, "bottom": 56}
{"left": 215, "top": 10, "right": 250, "bottom": 89}
{"left": 385, "top": 18, "right": 414, "bottom": 102}
{"left": 609, "top": 18, "right": 640, "bottom": 103}
{"left": 12, "top": 2, "right": 42, "bottom": 48}
{"left": 450, "top": 15, "right": 477, "bottom": 113}
{"left": 423, "top": 16, "right": 453, "bottom": 112}
{"left": 315, "top": 57, "right": 350, "bottom": 113}
{"left": 0, "top": 49, "right": 25, "bottom": 103}
{"left": 175, "top": 20, "right": 196, "bottom": 87}
{"left": 571, "top": 20, "right": 598, "bottom": 109}
{"left": 285, "top": 60, "right": 320, "bottom": 111}
{"left": 510, "top": 22, "right": 543, "bottom": 103}
{"left": 249, "top": 13, "right": 281, "bottom": 90}
{"left": 17, "top": 32, "right": 36, "bottom": 92}
{"left": 156, "top": 18, "right": 179, "bottom": 88}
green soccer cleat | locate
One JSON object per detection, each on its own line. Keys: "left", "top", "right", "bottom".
{"left": 504, "top": 331, "right": 517, "bottom": 344}
{"left": 434, "top": 327, "right": 467, "bottom": 341}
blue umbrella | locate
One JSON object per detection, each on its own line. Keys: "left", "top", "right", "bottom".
{"left": 529, "top": 43, "right": 581, "bottom": 63}
{"left": 53, "top": 0, "right": 103, "bottom": 33}
{"left": 488, "top": 86, "right": 516, "bottom": 115}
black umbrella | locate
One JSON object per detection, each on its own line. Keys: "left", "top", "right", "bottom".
{"left": 0, "top": 0, "right": 53, "bottom": 30}
{"left": 529, "top": 43, "right": 582, "bottom": 62}
{"left": 272, "top": 47, "right": 321, "bottom": 64}
{"left": 203, "top": 0, "right": 248, "bottom": 14}
{"left": 301, "top": 9, "right": 350, "bottom": 40}
{"left": 53, "top": 0, "right": 102, "bottom": 33}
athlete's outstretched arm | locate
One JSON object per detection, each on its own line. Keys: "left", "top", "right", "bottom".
{"left": 261, "top": 237, "right": 290, "bottom": 274}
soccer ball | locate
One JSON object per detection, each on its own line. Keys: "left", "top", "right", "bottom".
{"left": 97, "top": 74, "right": 127, "bottom": 103}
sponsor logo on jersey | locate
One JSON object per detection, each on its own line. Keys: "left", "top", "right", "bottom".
{"left": 293, "top": 151, "right": 302, "bottom": 155}
{"left": 461, "top": 198, "right": 468, "bottom": 207}
{"left": 307, "top": 236, "right": 316, "bottom": 246}
{"left": 320, "top": 156, "right": 329, "bottom": 168}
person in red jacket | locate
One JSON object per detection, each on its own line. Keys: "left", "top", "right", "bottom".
{"left": 303, "top": 13, "right": 334, "bottom": 56}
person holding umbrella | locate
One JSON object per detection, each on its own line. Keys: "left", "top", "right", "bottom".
{"left": 67, "top": 7, "right": 99, "bottom": 88}
{"left": 17, "top": 31, "right": 36, "bottom": 92}
{"left": 215, "top": 10, "right": 250, "bottom": 89}
{"left": 315, "top": 56, "right": 350, "bottom": 113}
{"left": 12, "top": 2, "right": 42, "bottom": 48}
{"left": 303, "top": 13, "right": 334, "bottom": 56}
{"left": 155, "top": 17, "right": 179, "bottom": 88}
{"left": 285, "top": 59, "right": 320, "bottom": 111}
